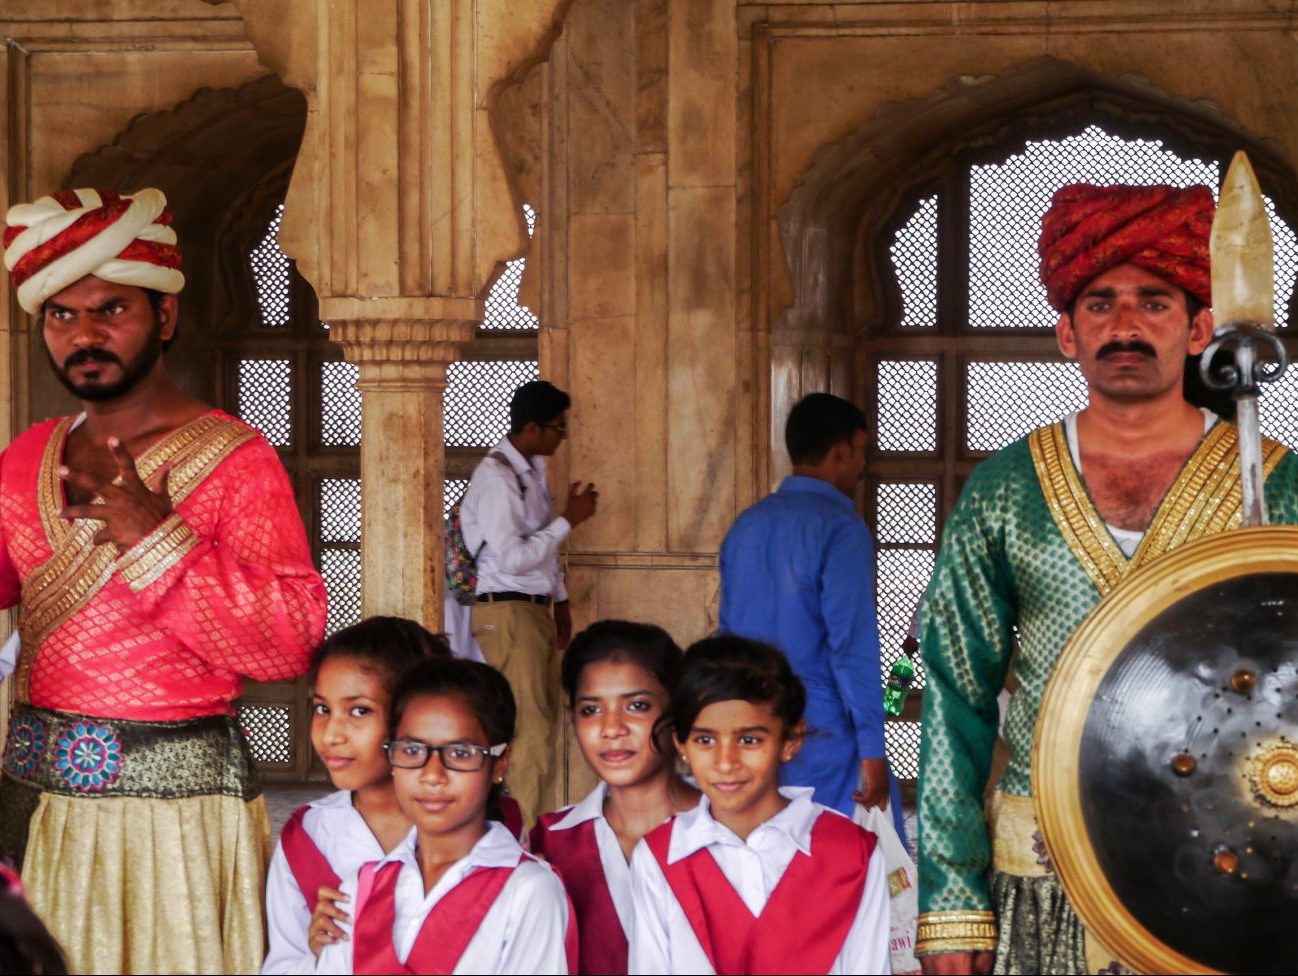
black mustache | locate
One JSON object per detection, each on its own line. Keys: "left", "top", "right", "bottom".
{"left": 63, "top": 349, "right": 123, "bottom": 371}
{"left": 1097, "top": 341, "right": 1156, "bottom": 360}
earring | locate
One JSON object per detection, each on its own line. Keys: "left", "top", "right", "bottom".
{"left": 494, "top": 777, "right": 504, "bottom": 785}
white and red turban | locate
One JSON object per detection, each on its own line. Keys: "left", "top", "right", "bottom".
{"left": 1038, "top": 183, "right": 1215, "bottom": 312}
{"left": 3, "top": 188, "right": 184, "bottom": 315}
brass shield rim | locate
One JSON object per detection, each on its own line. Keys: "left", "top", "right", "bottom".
{"left": 1032, "top": 525, "right": 1298, "bottom": 976}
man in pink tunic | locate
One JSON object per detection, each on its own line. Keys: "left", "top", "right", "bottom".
{"left": 0, "top": 188, "right": 328, "bottom": 974}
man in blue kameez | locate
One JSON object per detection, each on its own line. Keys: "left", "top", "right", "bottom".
{"left": 719, "top": 392, "right": 904, "bottom": 840}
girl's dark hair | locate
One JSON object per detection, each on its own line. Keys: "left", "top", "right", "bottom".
{"left": 390, "top": 658, "right": 517, "bottom": 825}
{"left": 0, "top": 870, "right": 67, "bottom": 975}
{"left": 308, "top": 616, "right": 452, "bottom": 697}
{"left": 662, "top": 635, "right": 806, "bottom": 740}
{"left": 560, "top": 619, "right": 683, "bottom": 705}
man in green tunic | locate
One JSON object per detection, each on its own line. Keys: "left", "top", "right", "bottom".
{"left": 914, "top": 183, "right": 1298, "bottom": 975}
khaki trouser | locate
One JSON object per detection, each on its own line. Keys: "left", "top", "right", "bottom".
{"left": 471, "top": 600, "right": 559, "bottom": 827}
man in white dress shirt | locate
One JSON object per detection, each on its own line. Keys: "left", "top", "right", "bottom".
{"left": 461, "top": 381, "right": 599, "bottom": 825}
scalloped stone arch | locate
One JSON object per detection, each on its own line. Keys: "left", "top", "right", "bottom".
{"left": 776, "top": 57, "right": 1298, "bottom": 339}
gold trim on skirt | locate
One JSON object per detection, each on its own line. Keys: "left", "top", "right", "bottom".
{"left": 23, "top": 791, "right": 270, "bottom": 975}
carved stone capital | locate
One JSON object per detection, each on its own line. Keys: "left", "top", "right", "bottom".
{"left": 328, "top": 316, "right": 477, "bottom": 391}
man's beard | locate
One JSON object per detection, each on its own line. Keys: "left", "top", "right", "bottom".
{"left": 47, "top": 322, "right": 165, "bottom": 402}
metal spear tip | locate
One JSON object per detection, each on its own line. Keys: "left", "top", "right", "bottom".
{"left": 1211, "top": 150, "right": 1275, "bottom": 332}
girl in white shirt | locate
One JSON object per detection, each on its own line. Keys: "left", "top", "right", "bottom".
{"left": 531, "top": 620, "right": 700, "bottom": 974}
{"left": 262, "top": 617, "right": 452, "bottom": 974}
{"left": 628, "top": 636, "right": 890, "bottom": 975}
{"left": 315, "top": 657, "right": 574, "bottom": 975}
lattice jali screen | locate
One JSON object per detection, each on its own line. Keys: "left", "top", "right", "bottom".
{"left": 321, "top": 362, "right": 362, "bottom": 446}
{"left": 885, "top": 719, "right": 922, "bottom": 780}
{"left": 237, "top": 703, "right": 292, "bottom": 764}
{"left": 968, "top": 126, "right": 1218, "bottom": 329}
{"left": 444, "top": 479, "right": 470, "bottom": 518}
{"left": 321, "top": 548, "right": 361, "bottom": 635}
{"left": 877, "top": 548, "right": 935, "bottom": 690}
{"left": 237, "top": 359, "right": 292, "bottom": 446}
{"left": 876, "top": 360, "right": 938, "bottom": 452}
{"left": 320, "top": 478, "right": 360, "bottom": 543}
{"left": 965, "top": 360, "right": 1088, "bottom": 452}
{"left": 1265, "top": 196, "right": 1298, "bottom": 327}
{"left": 444, "top": 360, "right": 540, "bottom": 447}
{"left": 248, "top": 204, "right": 290, "bottom": 329}
{"left": 483, "top": 204, "right": 540, "bottom": 331}
{"left": 1259, "top": 369, "right": 1298, "bottom": 449}
{"left": 962, "top": 124, "right": 1298, "bottom": 329}
{"left": 892, "top": 194, "right": 938, "bottom": 328}
{"left": 877, "top": 483, "right": 938, "bottom": 544}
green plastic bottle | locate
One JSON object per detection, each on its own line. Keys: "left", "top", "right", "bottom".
{"left": 883, "top": 653, "right": 917, "bottom": 717}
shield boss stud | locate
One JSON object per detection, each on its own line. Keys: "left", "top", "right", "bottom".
{"left": 1251, "top": 742, "right": 1298, "bottom": 808}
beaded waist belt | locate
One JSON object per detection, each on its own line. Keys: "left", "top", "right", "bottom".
{"left": 1, "top": 703, "right": 261, "bottom": 800}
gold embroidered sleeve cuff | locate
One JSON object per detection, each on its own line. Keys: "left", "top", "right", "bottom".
{"left": 116, "top": 514, "right": 200, "bottom": 592}
{"left": 915, "top": 911, "right": 998, "bottom": 956}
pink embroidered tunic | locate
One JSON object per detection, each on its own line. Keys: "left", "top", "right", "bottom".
{"left": 0, "top": 411, "right": 327, "bottom": 720}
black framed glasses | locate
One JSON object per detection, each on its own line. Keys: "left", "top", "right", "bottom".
{"left": 542, "top": 423, "right": 568, "bottom": 434}
{"left": 383, "top": 738, "right": 508, "bottom": 772}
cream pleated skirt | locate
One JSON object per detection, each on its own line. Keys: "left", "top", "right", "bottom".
{"left": 0, "top": 704, "right": 270, "bottom": 975}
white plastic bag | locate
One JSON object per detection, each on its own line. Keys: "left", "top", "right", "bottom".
{"left": 855, "top": 802, "right": 922, "bottom": 975}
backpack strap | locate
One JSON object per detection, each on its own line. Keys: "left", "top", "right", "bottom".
{"left": 468, "top": 451, "right": 528, "bottom": 567}
{"left": 488, "top": 450, "right": 527, "bottom": 498}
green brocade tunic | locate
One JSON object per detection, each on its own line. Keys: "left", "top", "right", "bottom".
{"left": 915, "top": 418, "right": 1298, "bottom": 963}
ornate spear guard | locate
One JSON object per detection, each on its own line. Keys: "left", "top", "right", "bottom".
{"left": 1202, "top": 151, "right": 1288, "bottom": 525}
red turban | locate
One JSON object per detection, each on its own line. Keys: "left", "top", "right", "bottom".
{"left": 4, "top": 188, "right": 184, "bottom": 315}
{"left": 1037, "top": 183, "right": 1215, "bottom": 312}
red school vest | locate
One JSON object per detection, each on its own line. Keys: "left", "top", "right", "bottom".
{"left": 643, "top": 811, "right": 876, "bottom": 975}
{"left": 350, "top": 852, "right": 581, "bottom": 975}
{"left": 531, "top": 813, "right": 627, "bottom": 975}
{"left": 279, "top": 805, "right": 342, "bottom": 910}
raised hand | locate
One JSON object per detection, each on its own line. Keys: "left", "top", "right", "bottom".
{"left": 59, "top": 436, "right": 173, "bottom": 550}
{"left": 564, "top": 482, "right": 599, "bottom": 526}
{"left": 308, "top": 885, "right": 351, "bottom": 958}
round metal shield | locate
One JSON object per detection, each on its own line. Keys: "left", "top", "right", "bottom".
{"left": 1034, "top": 526, "right": 1298, "bottom": 976}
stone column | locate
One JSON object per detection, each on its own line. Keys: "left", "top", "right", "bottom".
{"left": 237, "top": 0, "right": 569, "bottom": 626}
{"left": 324, "top": 300, "right": 478, "bottom": 624}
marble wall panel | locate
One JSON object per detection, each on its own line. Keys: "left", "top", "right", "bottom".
{"left": 668, "top": 0, "right": 737, "bottom": 187}
{"left": 569, "top": 315, "right": 637, "bottom": 553}
{"left": 27, "top": 49, "right": 263, "bottom": 198}
{"left": 634, "top": 154, "right": 670, "bottom": 552}
{"left": 636, "top": 0, "right": 669, "bottom": 154}
{"left": 567, "top": 0, "right": 637, "bottom": 214}
{"left": 568, "top": 213, "right": 636, "bottom": 319}
{"left": 667, "top": 186, "right": 737, "bottom": 554}
{"left": 769, "top": 34, "right": 1038, "bottom": 207}
{"left": 595, "top": 566, "right": 719, "bottom": 646}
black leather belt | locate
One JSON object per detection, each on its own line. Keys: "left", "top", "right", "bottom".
{"left": 476, "top": 591, "right": 552, "bottom": 607}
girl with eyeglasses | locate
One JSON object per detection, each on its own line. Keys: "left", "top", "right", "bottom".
{"left": 315, "top": 656, "right": 576, "bottom": 974}
{"left": 626, "top": 636, "right": 890, "bottom": 975}
{"left": 262, "top": 616, "right": 452, "bottom": 974}
{"left": 530, "top": 620, "right": 700, "bottom": 975}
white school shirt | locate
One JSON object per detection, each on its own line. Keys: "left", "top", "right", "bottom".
{"left": 1063, "top": 408, "right": 1215, "bottom": 558}
{"left": 460, "top": 436, "right": 569, "bottom": 601}
{"left": 544, "top": 781, "right": 635, "bottom": 937}
{"left": 315, "top": 821, "right": 571, "bottom": 975}
{"left": 261, "top": 790, "right": 386, "bottom": 975}
{"left": 627, "top": 787, "right": 890, "bottom": 976}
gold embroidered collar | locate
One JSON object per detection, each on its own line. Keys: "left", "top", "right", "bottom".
{"left": 1029, "top": 419, "right": 1286, "bottom": 596}
{"left": 15, "top": 413, "right": 256, "bottom": 700}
